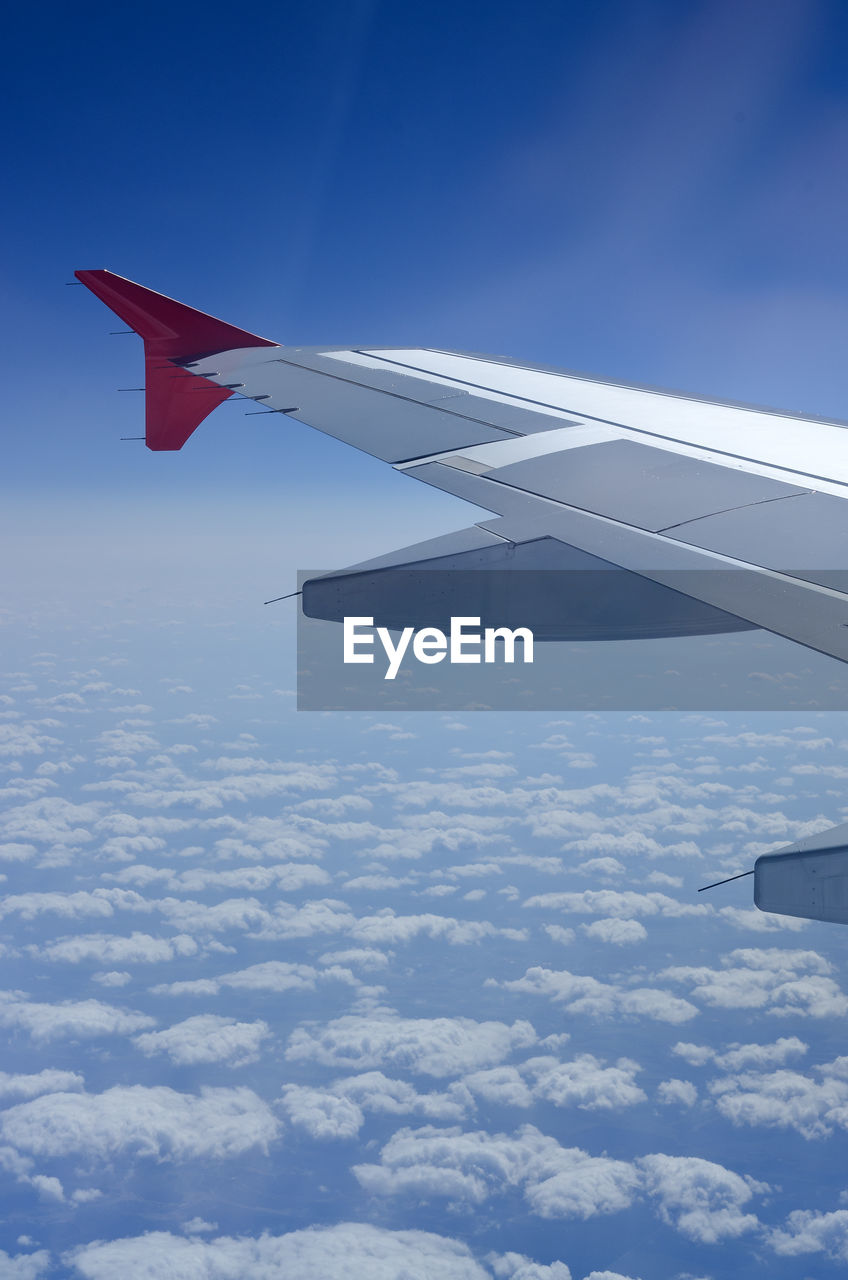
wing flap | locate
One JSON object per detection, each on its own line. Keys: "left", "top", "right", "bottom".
{"left": 486, "top": 439, "right": 808, "bottom": 531}
{"left": 670, "top": 490, "right": 848, "bottom": 590}
{"left": 302, "top": 525, "right": 756, "bottom": 641}
{"left": 402, "top": 460, "right": 848, "bottom": 663}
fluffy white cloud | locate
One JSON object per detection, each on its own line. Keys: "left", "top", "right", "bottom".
{"left": 0, "top": 888, "right": 148, "bottom": 921}
{"left": 150, "top": 960, "right": 357, "bottom": 998}
{"left": 581, "top": 1273, "right": 641, "bottom": 1280}
{"left": 155, "top": 896, "right": 272, "bottom": 935}
{"left": 0, "top": 1248, "right": 51, "bottom": 1278}
{"left": 523, "top": 1055, "right": 646, "bottom": 1111}
{"left": 575, "top": 857, "right": 626, "bottom": 878}
{"left": 491, "top": 968, "right": 697, "bottom": 1024}
{"left": 522, "top": 1148, "right": 640, "bottom": 1220}
{"left": 661, "top": 948, "right": 848, "bottom": 1018}
{"left": 351, "top": 1122, "right": 767, "bottom": 1242}
{"left": 279, "top": 1086, "right": 364, "bottom": 1140}
{"left": 354, "top": 1125, "right": 641, "bottom": 1220}
{"left": 464, "top": 1067, "right": 535, "bottom": 1109}
{"left": 134, "top": 1015, "right": 271, "bottom": 1067}
{"left": 343, "top": 873, "right": 411, "bottom": 891}
{"left": 542, "top": 925, "right": 576, "bottom": 945}
{"left": 0, "top": 992, "right": 154, "bottom": 1042}
{"left": 656, "top": 1079, "right": 697, "bottom": 1107}
{"left": 671, "top": 1041, "right": 714, "bottom": 1067}
{"left": 286, "top": 1014, "right": 537, "bottom": 1077}
{"left": 522, "top": 890, "right": 707, "bottom": 919}
{"left": 147, "top": 979, "right": 220, "bottom": 997}
{"left": 348, "top": 910, "right": 505, "bottom": 946}
{"left": 0, "top": 1142, "right": 74, "bottom": 1206}
{"left": 0, "top": 1085, "right": 279, "bottom": 1162}
{"left": 36, "top": 931, "right": 197, "bottom": 965}
{"left": 280, "top": 1070, "right": 469, "bottom": 1139}
{"left": 714, "top": 1036, "right": 807, "bottom": 1070}
{"left": 246, "top": 898, "right": 355, "bottom": 941}
{"left": 117, "top": 760, "right": 337, "bottom": 812}
{"left": 718, "top": 905, "right": 808, "bottom": 932}
{"left": 767, "top": 1208, "right": 848, "bottom": 1260}
{"left": 218, "top": 961, "right": 320, "bottom": 992}
{"left": 181, "top": 1217, "right": 218, "bottom": 1234}
{"left": 0, "top": 720, "right": 59, "bottom": 759}
{"left": 0, "top": 843, "right": 37, "bottom": 863}
{"left": 636, "top": 1154, "right": 765, "bottom": 1243}
{"left": 297, "top": 793, "right": 374, "bottom": 814}
{"left": 672, "top": 1035, "right": 808, "bottom": 1072}
{"left": 92, "top": 970, "right": 132, "bottom": 987}
{"left": 281, "top": 1050, "right": 644, "bottom": 1137}
{"left": 582, "top": 919, "right": 647, "bottom": 945}
{"left": 709, "top": 1062, "right": 848, "bottom": 1140}
{"left": 154, "top": 863, "right": 330, "bottom": 893}
{"left": 488, "top": 1251, "right": 572, "bottom": 1279}
{"left": 66, "top": 1223, "right": 493, "bottom": 1279}
{"left": 0, "top": 797, "right": 101, "bottom": 850}
{"left": 339, "top": 1071, "right": 467, "bottom": 1119}
{"left": 0, "top": 1069, "right": 84, "bottom": 1100}
{"left": 318, "top": 947, "right": 389, "bottom": 971}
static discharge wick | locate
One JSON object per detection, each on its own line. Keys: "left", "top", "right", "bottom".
{"left": 697, "top": 869, "right": 755, "bottom": 893}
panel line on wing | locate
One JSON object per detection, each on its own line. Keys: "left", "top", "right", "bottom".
{"left": 480, "top": 440, "right": 809, "bottom": 534}
{"left": 356, "top": 350, "right": 848, "bottom": 494}
{"left": 271, "top": 354, "right": 524, "bottom": 438}
{"left": 656, "top": 491, "right": 814, "bottom": 533}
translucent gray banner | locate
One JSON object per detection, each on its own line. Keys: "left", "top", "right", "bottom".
{"left": 296, "top": 569, "right": 848, "bottom": 710}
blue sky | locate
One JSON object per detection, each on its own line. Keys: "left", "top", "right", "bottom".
{"left": 8, "top": 0, "right": 848, "bottom": 510}
{"left": 6, "top": 2, "right": 848, "bottom": 1277}
{"left": 6, "top": 0, "right": 848, "bottom": 615}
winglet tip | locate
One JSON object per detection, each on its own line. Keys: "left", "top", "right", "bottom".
{"left": 74, "top": 267, "right": 275, "bottom": 450}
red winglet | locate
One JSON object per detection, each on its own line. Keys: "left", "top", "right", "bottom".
{"left": 75, "top": 269, "right": 278, "bottom": 450}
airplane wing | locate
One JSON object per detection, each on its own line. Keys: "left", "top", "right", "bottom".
{"left": 755, "top": 823, "right": 848, "bottom": 925}
{"left": 76, "top": 268, "right": 848, "bottom": 663}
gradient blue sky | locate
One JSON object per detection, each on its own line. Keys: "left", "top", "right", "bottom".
{"left": 6, "top": 0, "right": 848, "bottom": 626}
{"left": 7, "top": 0, "right": 848, "bottom": 516}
